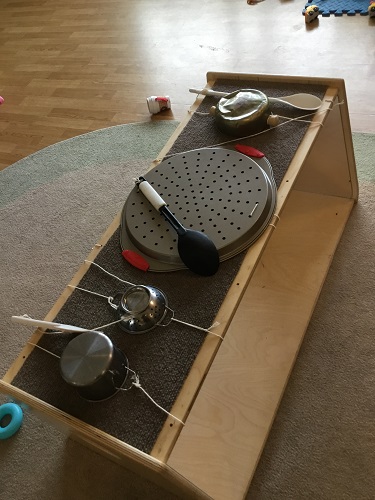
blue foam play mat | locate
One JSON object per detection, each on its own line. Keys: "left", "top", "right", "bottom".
{"left": 303, "top": 0, "right": 371, "bottom": 16}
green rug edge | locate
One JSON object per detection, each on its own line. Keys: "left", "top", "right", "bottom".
{"left": 0, "top": 126, "right": 373, "bottom": 209}
{"left": 0, "top": 120, "right": 179, "bottom": 208}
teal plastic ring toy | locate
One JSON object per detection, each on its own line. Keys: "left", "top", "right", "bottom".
{"left": 0, "top": 403, "right": 23, "bottom": 439}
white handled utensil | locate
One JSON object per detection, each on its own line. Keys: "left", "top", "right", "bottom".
{"left": 189, "top": 87, "right": 322, "bottom": 111}
{"left": 136, "top": 177, "right": 220, "bottom": 276}
{"left": 11, "top": 315, "right": 90, "bottom": 333}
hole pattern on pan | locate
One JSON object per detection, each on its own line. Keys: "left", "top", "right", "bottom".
{"left": 124, "top": 148, "right": 275, "bottom": 262}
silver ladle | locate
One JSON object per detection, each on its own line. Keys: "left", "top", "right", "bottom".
{"left": 189, "top": 87, "right": 322, "bottom": 112}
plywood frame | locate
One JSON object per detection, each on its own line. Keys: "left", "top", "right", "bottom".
{"left": 1, "top": 72, "right": 358, "bottom": 500}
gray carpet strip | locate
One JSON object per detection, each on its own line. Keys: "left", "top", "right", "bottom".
{"left": 11, "top": 79, "right": 327, "bottom": 454}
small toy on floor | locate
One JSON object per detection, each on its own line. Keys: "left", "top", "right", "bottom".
{"left": 369, "top": 2, "right": 375, "bottom": 17}
{"left": 0, "top": 402, "right": 23, "bottom": 440}
{"left": 305, "top": 4, "right": 320, "bottom": 22}
{"left": 0, "top": 96, "right": 4, "bottom": 105}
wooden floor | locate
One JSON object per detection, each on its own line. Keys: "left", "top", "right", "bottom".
{"left": 0, "top": 0, "right": 374, "bottom": 171}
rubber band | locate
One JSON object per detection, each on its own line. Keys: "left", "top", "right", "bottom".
{"left": 269, "top": 213, "right": 281, "bottom": 229}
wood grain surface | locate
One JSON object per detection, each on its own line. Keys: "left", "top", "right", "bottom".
{"left": 1, "top": 0, "right": 374, "bottom": 170}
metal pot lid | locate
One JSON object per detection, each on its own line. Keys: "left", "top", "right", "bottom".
{"left": 60, "top": 331, "right": 114, "bottom": 387}
{"left": 120, "top": 147, "right": 277, "bottom": 272}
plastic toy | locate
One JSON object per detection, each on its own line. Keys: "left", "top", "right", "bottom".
{"left": 369, "top": 2, "right": 375, "bottom": 17}
{"left": 305, "top": 4, "right": 320, "bottom": 22}
{"left": 0, "top": 96, "right": 4, "bottom": 105}
{"left": 304, "top": 0, "right": 370, "bottom": 16}
{"left": 0, "top": 402, "right": 23, "bottom": 439}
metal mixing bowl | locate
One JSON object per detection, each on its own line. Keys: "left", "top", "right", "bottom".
{"left": 116, "top": 285, "right": 173, "bottom": 334}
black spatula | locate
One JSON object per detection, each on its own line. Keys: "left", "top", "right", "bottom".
{"left": 136, "top": 177, "right": 219, "bottom": 276}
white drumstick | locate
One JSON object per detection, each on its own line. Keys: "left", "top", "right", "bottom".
{"left": 11, "top": 315, "right": 88, "bottom": 333}
{"left": 189, "top": 87, "right": 228, "bottom": 98}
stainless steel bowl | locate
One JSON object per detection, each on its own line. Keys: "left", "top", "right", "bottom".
{"left": 116, "top": 285, "right": 173, "bottom": 334}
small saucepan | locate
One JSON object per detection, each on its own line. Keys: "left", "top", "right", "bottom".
{"left": 60, "top": 331, "right": 129, "bottom": 402}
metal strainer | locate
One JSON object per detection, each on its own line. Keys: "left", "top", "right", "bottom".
{"left": 120, "top": 148, "right": 277, "bottom": 272}
{"left": 114, "top": 285, "right": 174, "bottom": 334}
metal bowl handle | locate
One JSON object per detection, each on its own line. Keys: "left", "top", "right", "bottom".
{"left": 158, "top": 306, "right": 174, "bottom": 327}
{"left": 108, "top": 292, "right": 123, "bottom": 311}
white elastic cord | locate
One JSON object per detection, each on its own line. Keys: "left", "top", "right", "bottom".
{"left": 205, "top": 109, "right": 324, "bottom": 149}
{"left": 171, "top": 318, "right": 222, "bottom": 339}
{"left": 117, "top": 368, "right": 185, "bottom": 426}
{"left": 159, "top": 100, "right": 344, "bottom": 163}
{"left": 77, "top": 263, "right": 221, "bottom": 338}
{"left": 85, "top": 260, "right": 135, "bottom": 286}
{"left": 27, "top": 344, "right": 183, "bottom": 424}
{"left": 80, "top": 317, "right": 129, "bottom": 332}
{"left": 68, "top": 284, "right": 121, "bottom": 311}
{"left": 27, "top": 342, "right": 60, "bottom": 358}
{"left": 167, "top": 102, "right": 343, "bottom": 160}
{"left": 68, "top": 284, "right": 111, "bottom": 301}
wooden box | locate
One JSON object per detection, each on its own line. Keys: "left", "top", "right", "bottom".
{"left": 0, "top": 72, "right": 358, "bottom": 500}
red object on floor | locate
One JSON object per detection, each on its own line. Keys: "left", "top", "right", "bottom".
{"left": 235, "top": 144, "right": 265, "bottom": 158}
{"left": 122, "top": 250, "right": 150, "bottom": 271}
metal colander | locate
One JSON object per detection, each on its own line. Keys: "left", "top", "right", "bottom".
{"left": 116, "top": 285, "right": 173, "bottom": 334}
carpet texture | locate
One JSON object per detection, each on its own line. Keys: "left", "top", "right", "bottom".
{"left": 304, "top": 0, "right": 372, "bottom": 16}
{"left": 0, "top": 122, "right": 374, "bottom": 499}
{"left": 0, "top": 121, "right": 178, "bottom": 378}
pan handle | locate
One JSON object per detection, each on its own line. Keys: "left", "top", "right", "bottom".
{"left": 157, "top": 306, "right": 174, "bottom": 327}
{"left": 136, "top": 177, "right": 186, "bottom": 236}
{"left": 136, "top": 177, "right": 167, "bottom": 211}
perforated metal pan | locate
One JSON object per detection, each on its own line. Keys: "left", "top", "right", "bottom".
{"left": 120, "top": 148, "right": 277, "bottom": 272}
